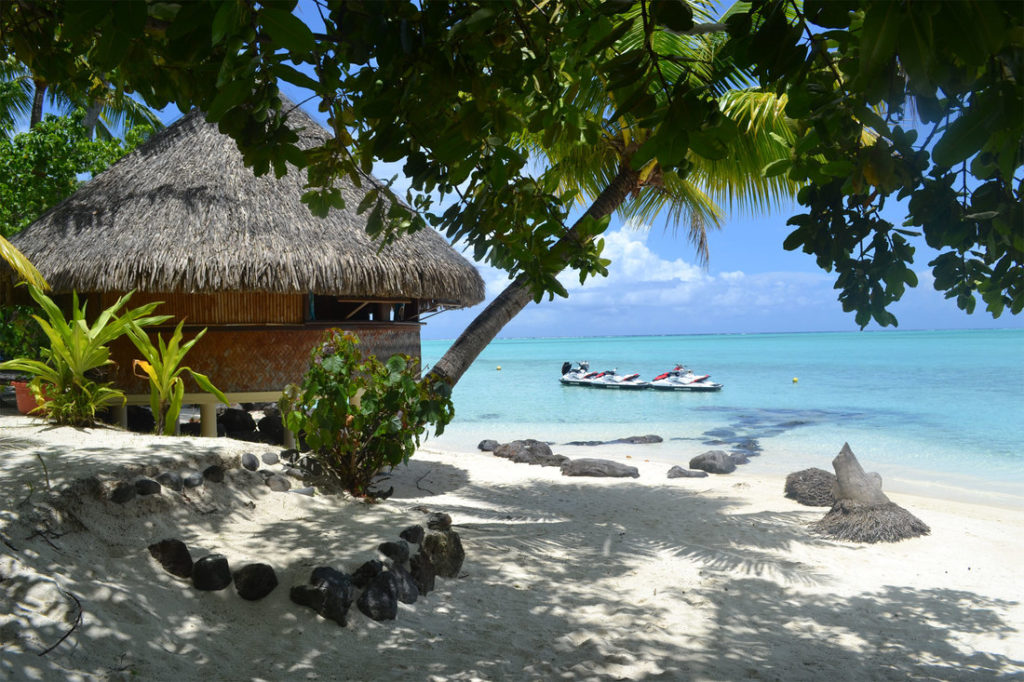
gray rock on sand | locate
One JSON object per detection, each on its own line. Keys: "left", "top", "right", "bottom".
{"left": 357, "top": 572, "right": 399, "bottom": 621}
{"left": 409, "top": 552, "right": 436, "bottom": 595}
{"left": 266, "top": 475, "right": 291, "bottom": 492}
{"left": 148, "top": 538, "right": 193, "bottom": 579}
{"left": 134, "top": 477, "right": 162, "bottom": 495}
{"left": 192, "top": 554, "right": 232, "bottom": 591}
{"left": 560, "top": 458, "right": 640, "bottom": 478}
{"left": 240, "top": 452, "right": 259, "bottom": 471}
{"left": 400, "top": 525, "right": 425, "bottom": 545}
{"left": 233, "top": 563, "right": 278, "bottom": 601}
{"left": 493, "top": 439, "right": 567, "bottom": 466}
{"left": 156, "top": 471, "right": 183, "bottom": 492}
{"left": 689, "top": 450, "right": 737, "bottom": 474}
{"left": 183, "top": 471, "right": 204, "bottom": 488}
{"left": 352, "top": 559, "right": 384, "bottom": 589}
{"left": 667, "top": 465, "right": 709, "bottom": 479}
{"left": 202, "top": 465, "right": 225, "bottom": 483}
{"left": 110, "top": 481, "right": 136, "bottom": 504}
{"left": 390, "top": 566, "right": 419, "bottom": 604}
{"left": 421, "top": 531, "right": 465, "bottom": 578}
{"left": 261, "top": 451, "right": 280, "bottom": 465}
{"left": 426, "top": 512, "right": 452, "bottom": 531}
{"left": 477, "top": 439, "right": 499, "bottom": 452}
{"left": 379, "top": 540, "right": 410, "bottom": 565}
{"left": 291, "top": 567, "right": 355, "bottom": 626}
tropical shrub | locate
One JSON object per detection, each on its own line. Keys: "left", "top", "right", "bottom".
{"left": 0, "top": 303, "right": 46, "bottom": 362}
{"left": 0, "top": 285, "right": 168, "bottom": 426}
{"left": 125, "top": 320, "right": 229, "bottom": 435}
{"left": 279, "top": 330, "right": 454, "bottom": 497}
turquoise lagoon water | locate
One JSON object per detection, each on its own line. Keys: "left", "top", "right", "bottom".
{"left": 422, "top": 329, "right": 1024, "bottom": 506}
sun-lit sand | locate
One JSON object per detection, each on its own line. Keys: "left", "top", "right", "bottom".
{"left": 1, "top": 413, "right": 1022, "bottom": 681}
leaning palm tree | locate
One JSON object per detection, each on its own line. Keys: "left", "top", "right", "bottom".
{"left": 0, "top": 236, "right": 46, "bottom": 289}
{"left": 427, "top": 4, "right": 798, "bottom": 387}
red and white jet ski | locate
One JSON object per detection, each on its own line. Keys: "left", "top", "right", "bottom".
{"left": 649, "top": 365, "right": 723, "bottom": 392}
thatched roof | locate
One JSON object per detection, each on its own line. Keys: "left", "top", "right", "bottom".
{"left": 8, "top": 104, "right": 484, "bottom": 306}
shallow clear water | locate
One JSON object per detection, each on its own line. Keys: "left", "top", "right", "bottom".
{"left": 422, "top": 329, "right": 1024, "bottom": 505}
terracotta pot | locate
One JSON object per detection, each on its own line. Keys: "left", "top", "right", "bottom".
{"left": 12, "top": 380, "right": 38, "bottom": 415}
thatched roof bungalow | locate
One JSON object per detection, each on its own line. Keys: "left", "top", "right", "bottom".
{"left": 4, "top": 104, "right": 484, "bottom": 434}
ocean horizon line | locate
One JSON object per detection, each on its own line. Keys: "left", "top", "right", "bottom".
{"left": 421, "top": 326, "right": 1024, "bottom": 344}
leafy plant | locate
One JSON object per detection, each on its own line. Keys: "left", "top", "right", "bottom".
{"left": 125, "top": 320, "right": 229, "bottom": 435}
{"left": 0, "top": 304, "right": 47, "bottom": 362}
{"left": 279, "top": 330, "right": 454, "bottom": 497}
{"left": 0, "top": 285, "right": 169, "bottom": 426}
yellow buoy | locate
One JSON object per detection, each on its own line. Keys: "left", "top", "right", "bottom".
{"left": 792, "top": 377, "right": 799, "bottom": 383}
{"left": 496, "top": 365, "right": 502, "bottom": 371}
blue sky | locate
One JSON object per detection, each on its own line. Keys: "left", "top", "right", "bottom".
{"left": 133, "top": 94, "right": 1023, "bottom": 341}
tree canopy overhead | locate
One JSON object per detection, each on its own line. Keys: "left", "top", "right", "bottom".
{"left": 1, "top": 1, "right": 1020, "bottom": 377}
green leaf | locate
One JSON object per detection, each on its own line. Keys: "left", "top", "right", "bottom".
{"left": 763, "top": 158, "right": 792, "bottom": 178}
{"left": 212, "top": 1, "right": 241, "bottom": 45}
{"left": 650, "top": 0, "right": 694, "bottom": 33}
{"left": 261, "top": 7, "right": 315, "bottom": 56}
{"left": 932, "top": 105, "right": 1000, "bottom": 168}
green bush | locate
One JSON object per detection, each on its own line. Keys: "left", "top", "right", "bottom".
{"left": 0, "top": 285, "right": 169, "bottom": 426}
{"left": 279, "top": 329, "right": 454, "bottom": 497}
{"left": 0, "top": 304, "right": 47, "bottom": 362}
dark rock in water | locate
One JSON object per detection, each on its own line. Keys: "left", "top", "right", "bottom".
{"left": 241, "top": 452, "right": 259, "bottom": 471}
{"left": 156, "top": 471, "right": 184, "bottom": 492}
{"left": 180, "top": 422, "right": 201, "bottom": 437}
{"left": 565, "top": 440, "right": 606, "bottom": 447}
{"left": 126, "top": 405, "right": 155, "bottom": 433}
{"left": 352, "top": 559, "right": 384, "bottom": 589}
{"left": 409, "top": 552, "right": 436, "bottom": 595}
{"left": 610, "top": 434, "right": 663, "bottom": 445}
{"left": 400, "top": 525, "right": 425, "bottom": 545}
{"left": 261, "top": 451, "right": 280, "bottom": 465}
{"left": 667, "top": 465, "right": 709, "bottom": 479}
{"left": 357, "top": 572, "right": 399, "bottom": 621}
{"left": 379, "top": 540, "right": 410, "bottom": 565}
{"left": 390, "top": 566, "right": 419, "bottom": 604}
{"left": 704, "top": 428, "right": 736, "bottom": 438}
{"left": 202, "top": 465, "right": 225, "bottom": 483}
{"left": 493, "top": 439, "right": 567, "bottom": 466}
{"left": 732, "top": 438, "right": 762, "bottom": 454}
{"left": 135, "top": 477, "right": 162, "bottom": 495}
{"left": 477, "top": 439, "right": 499, "bottom": 452}
{"left": 689, "top": 450, "right": 736, "bottom": 474}
{"left": 192, "top": 554, "right": 232, "bottom": 591}
{"left": 110, "top": 481, "right": 136, "bottom": 504}
{"left": 560, "top": 458, "right": 640, "bottom": 478}
{"left": 421, "top": 531, "right": 465, "bottom": 578}
{"left": 182, "top": 471, "right": 204, "bottom": 488}
{"left": 148, "top": 538, "right": 193, "bottom": 579}
{"left": 729, "top": 454, "right": 751, "bottom": 466}
{"left": 784, "top": 467, "right": 837, "bottom": 507}
{"left": 218, "top": 407, "right": 256, "bottom": 434}
{"left": 266, "top": 475, "right": 291, "bottom": 492}
{"left": 234, "top": 563, "right": 278, "bottom": 600}
{"left": 426, "top": 512, "right": 452, "bottom": 531}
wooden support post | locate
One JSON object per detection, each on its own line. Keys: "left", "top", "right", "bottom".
{"left": 200, "top": 403, "right": 218, "bottom": 438}
{"left": 283, "top": 429, "right": 296, "bottom": 450}
{"left": 113, "top": 404, "right": 127, "bottom": 429}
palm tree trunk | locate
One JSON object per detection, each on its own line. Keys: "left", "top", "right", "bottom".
{"left": 427, "top": 162, "right": 640, "bottom": 387}
{"left": 83, "top": 101, "right": 103, "bottom": 140}
{"left": 30, "top": 79, "right": 46, "bottom": 127}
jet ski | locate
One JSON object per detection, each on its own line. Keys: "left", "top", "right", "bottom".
{"left": 560, "top": 361, "right": 593, "bottom": 385}
{"left": 587, "top": 369, "right": 649, "bottom": 389}
{"left": 561, "top": 362, "right": 649, "bottom": 389}
{"left": 649, "top": 365, "right": 723, "bottom": 392}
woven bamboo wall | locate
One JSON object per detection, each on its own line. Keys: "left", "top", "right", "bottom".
{"left": 108, "top": 324, "right": 421, "bottom": 394}
{"left": 99, "top": 291, "right": 306, "bottom": 325}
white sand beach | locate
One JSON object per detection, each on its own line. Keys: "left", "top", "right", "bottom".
{"left": 1, "top": 413, "right": 1022, "bottom": 681}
